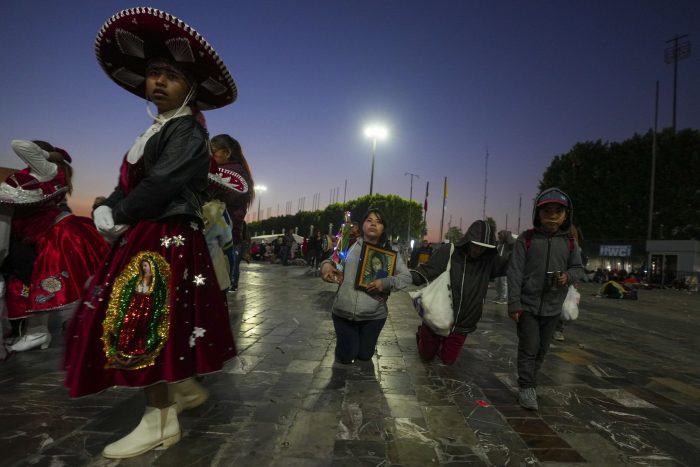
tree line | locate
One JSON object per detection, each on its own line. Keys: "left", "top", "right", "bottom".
{"left": 249, "top": 128, "right": 700, "bottom": 244}
{"left": 248, "top": 194, "right": 424, "bottom": 242}
{"left": 539, "top": 128, "right": 700, "bottom": 242}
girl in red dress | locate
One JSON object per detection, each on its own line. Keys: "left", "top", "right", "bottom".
{"left": 64, "top": 7, "right": 239, "bottom": 459}
{"left": 0, "top": 140, "right": 109, "bottom": 353}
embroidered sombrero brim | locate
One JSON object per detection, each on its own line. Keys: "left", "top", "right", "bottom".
{"left": 95, "top": 7, "right": 237, "bottom": 110}
{"left": 0, "top": 186, "right": 69, "bottom": 207}
{"left": 208, "top": 170, "right": 249, "bottom": 195}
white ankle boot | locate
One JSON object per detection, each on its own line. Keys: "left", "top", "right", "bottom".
{"left": 102, "top": 405, "right": 181, "bottom": 459}
{"left": 170, "top": 378, "right": 209, "bottom": 414}
{"left": 10, "top": 333, "right": 51, "bottom": 352}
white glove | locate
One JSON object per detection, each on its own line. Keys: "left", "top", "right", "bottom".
{"left": 93, "top": 205, "right": 114, "bottom": 233}
{"left": 101, "top": 224, "right": 129, "bottom": 244}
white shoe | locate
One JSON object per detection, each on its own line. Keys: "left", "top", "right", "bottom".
{"left": 170, "top": 378, "right": 209, "bottom": 414}
{"left": 102, "top": 405, "right": 181, "bottom": 459}
{"left": 553, "top": 331, "right": 565, "bottom": 341}
{"left": 10, "top": 333, "right": 51, "bottom": 352}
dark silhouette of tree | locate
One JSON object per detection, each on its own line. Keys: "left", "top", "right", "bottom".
{"left": 445, "top": 226, "right": 463, "bottom": 244}
{"left": 540, "top": 128, "right": 700, "bottom": 241}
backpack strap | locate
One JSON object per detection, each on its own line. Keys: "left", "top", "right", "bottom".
{"left": 523, "top": 229, "right": 535, "bottom": 252}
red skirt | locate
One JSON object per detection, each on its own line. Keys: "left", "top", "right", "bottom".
{"left": 64, "top": 217, "right": 236, "bottom": 398}
{"left": 6, "top": 214, "right": 109, "bottom": 319}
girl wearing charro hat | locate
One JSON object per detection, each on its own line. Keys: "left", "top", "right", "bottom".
{"left": 0, "top": 140, "right": 109, "bottom": 355}
{"left": 64, "top": 7, "right": 239, "bottom": 459}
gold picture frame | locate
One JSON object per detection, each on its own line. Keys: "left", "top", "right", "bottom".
{"left": 354, "top": 242, "right": 397, "bottom": 290}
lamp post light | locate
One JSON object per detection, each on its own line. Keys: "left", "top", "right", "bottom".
{"left": 255, "top": 185, "right": 267, "bottom": 222}
{"left": 364, "top": 124, "right": 388, "bottom": 196}
{"left": 405, "top": 172, "right": 419, "bottom": 245}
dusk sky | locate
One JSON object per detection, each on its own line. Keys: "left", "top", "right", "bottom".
{"left": 1, "top": 1, "right": 699, "bottom": 242}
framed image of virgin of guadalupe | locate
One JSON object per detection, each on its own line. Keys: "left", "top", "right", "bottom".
{"left": 355, "top": 242, "right": 397, "bottom": 290}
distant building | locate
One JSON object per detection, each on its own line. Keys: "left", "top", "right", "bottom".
{"left": 646, "top": 240, "right": 700, "bottom": 285}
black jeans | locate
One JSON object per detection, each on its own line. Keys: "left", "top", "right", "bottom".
{"left": 516, "top": 312, "right": 560, "bottom": 388}
{"left": 332, "top": 314, "right": 386, "bottom": 363}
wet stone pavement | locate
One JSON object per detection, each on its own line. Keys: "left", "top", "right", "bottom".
{"left": 2, "top": 262, "right": 700, "bottom": 466}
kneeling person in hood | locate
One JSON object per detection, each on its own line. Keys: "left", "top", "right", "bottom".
{"left": 411, "top": 220, "right": 510, "bottom": 365}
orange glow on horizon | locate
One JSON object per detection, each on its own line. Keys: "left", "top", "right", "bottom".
{"left": 67, "top": 195, "right": 93, "bottom": 218}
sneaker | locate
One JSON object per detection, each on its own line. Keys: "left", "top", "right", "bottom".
{"left": 519, "top": 387, "right": 538, "bottom": 410}
{"left": 494, "top": 300, "right": 507, "bottom": 305}
{"left": 553, "top": 331, "right": 565, "bottom": 341}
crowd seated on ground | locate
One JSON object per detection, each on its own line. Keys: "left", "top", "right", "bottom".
{"left": 592, "top": 267, "right": 637, "bottom": 284}
{"left": 668, "top": 275, "right": 699, "bottom": 292}
{"left": 248, "top": 231, "right": 309, "bottom": 265}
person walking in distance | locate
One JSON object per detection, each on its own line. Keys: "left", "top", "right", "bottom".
{"left": 493, "top": 230, "right": 514, "bottom": 304}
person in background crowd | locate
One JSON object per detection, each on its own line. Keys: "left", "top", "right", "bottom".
{"left": 306, "top": 230, "right": 323, "bottom": 275}
{"left": 209, "top": 134, "right": 255, "bottom": 292}
{"left": 494, "top": 230, "right": 515, "bottom": 304}
{"left": 280, "top": 230, "right": 295, "bottom": 266}
{"left": 410, "top": 238, "right": 433, "bottom": 268}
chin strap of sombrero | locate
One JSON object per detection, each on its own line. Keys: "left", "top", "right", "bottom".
{"left": 145, "top": 84, "right": 199, "bottom": 124}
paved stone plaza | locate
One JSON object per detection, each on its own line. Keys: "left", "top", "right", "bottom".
{"left": 1, "top": 262, "right": 699, "bottom": 466}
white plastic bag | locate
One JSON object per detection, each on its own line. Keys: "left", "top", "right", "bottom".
{"left": 561, "top": 285, "right": 580, "bottom": 320}
{"left": 408, "top": 244, "right": 454, "bottom": 336}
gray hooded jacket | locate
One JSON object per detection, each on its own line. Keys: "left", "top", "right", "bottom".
{"left": 324, "top": 238, "right": 412, "bottom": 321}
{"left": 507, "top": 188, "right": 584, "bottom": 316}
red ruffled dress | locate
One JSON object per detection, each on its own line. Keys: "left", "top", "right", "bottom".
{"left": 2, "top": 167, "right": 110, "bottom": 319}
{"left": 64, "top": 157, "right": 236, "bottom": 397}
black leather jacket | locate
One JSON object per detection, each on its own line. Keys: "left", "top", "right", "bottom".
{"left": 101, "top": 116, "right": 210, "bottom": 225}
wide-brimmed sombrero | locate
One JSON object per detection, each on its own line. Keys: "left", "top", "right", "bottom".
{"left": 0, "top": 169, "right": 70, "bottom": 206}
{"left": 95, "top": 7, "right": 237, "bottom": 110}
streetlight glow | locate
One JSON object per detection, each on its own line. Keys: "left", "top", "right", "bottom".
{"left": 364, "top": 125, "right": 388, "bottom": 140}
{"left": 255, "top": 185, "right": 267, "bottom": 222}
{"left": 364, "top": 123, "right": 389, "bottom": 196}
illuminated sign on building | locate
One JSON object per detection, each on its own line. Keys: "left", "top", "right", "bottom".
{"left": 599, "top": 245, "right": 632, "bottom": 257}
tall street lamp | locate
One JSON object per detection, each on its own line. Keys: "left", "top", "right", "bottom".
{"left": 405, "top": 172, "right": 419, "bottom": 245}
{"left": 364, "top": 124, "right": 388, "bottom": 195}
{"left": 255, "top": 185, "right": 267, "bottom": 222}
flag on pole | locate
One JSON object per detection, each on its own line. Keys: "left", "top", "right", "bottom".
{"left": 423, "top": 181, "right": 429, "bottom": 212}
{"left": 439, "top": 177, "right": 447, "bottom": 241}
{"left": 442, "top": 177, "right": 448, "bottom": 209}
